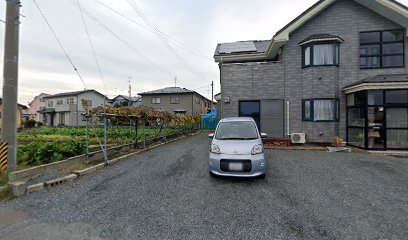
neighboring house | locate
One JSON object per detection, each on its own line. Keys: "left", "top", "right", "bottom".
{"left": 21, "top": 108, "right": 31, "bottom": 123}
{"left": 139, "top": 87, "right": 211, "bottom": 115}
{"left": 0, "top": 98, "right": 28, "bottom": 129}
{"left": 111, "top": 95, "right": 142, "bottom": 107}
{"left": 39, "top": 89, "right": 107, "bottom": 127}
{"left": 214, "top": 0, "right": 408, "bottom": 150}
{"left": 28, "top": 93, "right": 50, "bottom": 123}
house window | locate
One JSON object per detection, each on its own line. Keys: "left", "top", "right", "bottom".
{"left": 67, "top": 98, "right": 75, "bottom": 104}
{"left": 152, "top": 97, "right": 161, "bottom": 104}
{"left": 57, "top": 100, "right": 63, "bottom": 105}
{"left": 87, "top": 100, "right": 92, "bottom": 107}
{"left": 303, "top": 43, "right": 339, "bottom": 67}
{"left": 48, "top": 101, "right": 53, "bottom": 107}
{"left": 302, "top": 99, "right": 339, "bottom": 122}
{"left": 195, "top": 97, "right": 201, "bottom": 104}
{"left": 170, "top": 96, "right": 180, "bottom": 104}
{"left": 59, "top": 113, "right": 65, "bottom": 125}
{"left": 360, "top": 29, "right": 404, "bottom": 69}
{"left": 385, "top": 90, "right": 408, "bottom": 104}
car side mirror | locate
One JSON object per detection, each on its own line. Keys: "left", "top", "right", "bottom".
{"left": 208, "top": 133, "right": 214, "bottom": 138}
{"left": 260, "top": 133, "right": 268, "bottom": 138}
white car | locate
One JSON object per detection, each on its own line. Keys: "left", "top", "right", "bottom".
{"left": 208, "top": 117, "right": 267, "bottom": 178}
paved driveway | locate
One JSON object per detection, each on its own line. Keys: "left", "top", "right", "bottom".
{"left": 1, "top": 133, "right": 408, "bottom": 239}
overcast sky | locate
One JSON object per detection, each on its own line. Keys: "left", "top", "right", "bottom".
{"left": 0, "top": 0, "right": 408, "bottom": 105}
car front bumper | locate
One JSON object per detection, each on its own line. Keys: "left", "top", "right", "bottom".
{"left": 208, "top": 152, "right": 266, "bottom": 177}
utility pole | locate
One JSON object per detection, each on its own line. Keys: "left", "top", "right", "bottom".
{"left": 127, "top": 77, "right": 132, "bottom": 107}
{"left": 211, "top": 81, "right": 214, "bottom": 110}
{"left": 2, "top": 0, "right": 21, "bottom": 171}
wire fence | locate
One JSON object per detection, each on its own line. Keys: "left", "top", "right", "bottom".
{"left": 16, "top": 106, "right": 201, "bottom": 167}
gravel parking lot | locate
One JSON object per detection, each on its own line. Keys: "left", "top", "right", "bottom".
{"left": 1, "top": 133, "right": 408, "bottom": 239}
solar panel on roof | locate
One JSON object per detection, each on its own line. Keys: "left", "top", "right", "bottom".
{"left": 219, "top": 42, "right": 257, "bottom": 54}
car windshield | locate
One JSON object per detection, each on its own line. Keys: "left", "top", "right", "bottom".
{"left": 215, "top": 121, "right": 259, "bottom": 140}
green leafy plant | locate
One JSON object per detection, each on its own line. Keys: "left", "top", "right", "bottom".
{"left": 23, "top": 119, "right": 36, "bottom": 129}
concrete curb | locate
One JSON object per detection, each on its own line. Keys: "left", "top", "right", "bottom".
{"left": 9, "top": 131, "right": 200, "bottom": 197}
{"left": 27, "top": 182, "right": 44, "bottom": 194}
{"left": 74, "top": 163, "right": 105, "bottom": 176}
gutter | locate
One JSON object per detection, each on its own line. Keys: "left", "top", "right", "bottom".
{"left": 286, "top": 101, "right": 291, "bottom": 136}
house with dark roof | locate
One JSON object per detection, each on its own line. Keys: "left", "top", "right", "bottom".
{"left": 39, "top": 89, "right": 107, "bottom": 127}
{"left": 138, "top": 87, "right": 211, "bottom": 115}
{"left": 214, "top": 0, "right": 408, "bottom": 150}
{"left": 111, "top": 95, "right": 142, "bottom": 107}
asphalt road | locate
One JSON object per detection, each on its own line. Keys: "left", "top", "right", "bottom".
{"left": 1, "top": 133, "right": 408, "bottom": 239}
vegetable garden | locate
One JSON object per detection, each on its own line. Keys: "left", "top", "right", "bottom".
{"left": 17, "top": 105, "right": 201, "bottom": 167}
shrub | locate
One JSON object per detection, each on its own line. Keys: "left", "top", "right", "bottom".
{"left": 23, "top": 119, "right": 36, "bottom": 129}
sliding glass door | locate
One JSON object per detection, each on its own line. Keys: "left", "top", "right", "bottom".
{"left": 347, "top": 89, "right": 408, "bottom": 150}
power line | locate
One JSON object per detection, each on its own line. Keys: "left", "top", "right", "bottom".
{"left": 32, "top": 0, "right": 88, "bottom": 89}
{"left": 126, "top": 0, "right": 211, "bottom": 85}
{"left": 192, "top": 83, "right": 211, "bottom": 91}
{"left": 68, "top": 0, "right": 175, "bottom": 84}
{"left": 76, "top": 0, "right": 107, "bottom": 95}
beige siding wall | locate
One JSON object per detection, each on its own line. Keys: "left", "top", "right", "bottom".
{"left": 0, "top": 105, "right": 23, "bottom": 129}
{"left": 141, "top": 93, "right": 211, "bottom": 115}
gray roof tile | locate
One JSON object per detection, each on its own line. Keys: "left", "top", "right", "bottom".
{"left": 43, "top": 89, "right": 106, "bottom": 99}
{"left": 138, "top": 87, "right": 194, "bottom": 95}
{"left": 344, "top": 74, "right": 408, "bottom": 88}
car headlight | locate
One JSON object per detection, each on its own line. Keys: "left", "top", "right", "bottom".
{"left": 211, "top": 144, "right": 221, "bottom": 154}
{"left": 251, "top": 144, "right": 263, "bottom": 155}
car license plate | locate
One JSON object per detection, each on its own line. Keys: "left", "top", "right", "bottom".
{"left": 229, "top": 162, "right": 243, "bottom": 171}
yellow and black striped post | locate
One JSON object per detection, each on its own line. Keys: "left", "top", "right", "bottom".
{"left": 0, "top": 142, "right": 8, "bottom": 171}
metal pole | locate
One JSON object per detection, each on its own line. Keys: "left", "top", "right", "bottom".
{"left": 103, "top": 99, "right": 107, "bottom": 154}
{"left": 128, "top": 77, "right": 132, "bottom": 107}
{"left": 129, "top": 116, "right": 132, "bottom": 144}
{"left": 85, "top": 116, "right": 89, "bottom": 162}
{"left": 135, "top": 117, "right": 138, "bottom": 148}
{"left": 1, "top": 0, "right": 21, "bottom": 171}
{"left": 143, "top": 119, "right": 146, "bottom": 148}
{"left": 211, "top": 81, "right": 214, "bottom": 110}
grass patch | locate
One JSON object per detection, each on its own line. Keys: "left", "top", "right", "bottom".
{"left": 0, "top": 186, "right": 12, "bottom": 200}
{"left": 0, "top": 171, "right": 8, "bottom": 186}
{"left": 0, "top": 172, "right": 12, "bottom": 200}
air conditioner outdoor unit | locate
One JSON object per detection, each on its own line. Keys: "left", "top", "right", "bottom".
{"left": 291, "top": 133, "right": 306, "bottom": 144}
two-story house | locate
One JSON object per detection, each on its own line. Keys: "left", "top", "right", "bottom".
{"left": 28, "top": 93, "right": 50, "bottom": 123}
{"left": 139, "top": 87, "right": 212, "bottom": 115}
{"left": 214, "top": 0, "right": 408, "bottom": 150}
{"left": 39, "top": 89, "right": 107, "bottom": 127}
{"left": 111, "top": 95, "right": 142, "bottom": 107}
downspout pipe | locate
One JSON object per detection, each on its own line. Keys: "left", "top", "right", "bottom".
{"left": 286, "top": 101, "right": 290, "bottom": 136}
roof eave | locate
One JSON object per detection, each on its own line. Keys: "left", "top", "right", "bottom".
{"left": 354, "top": 0, "right": 408, "bottom": 33}
{"left": 343, "top": 82, "right": 408, "bottom": 94}
{"left": 215, "top": 0, "right": 408, "bottom": 63}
